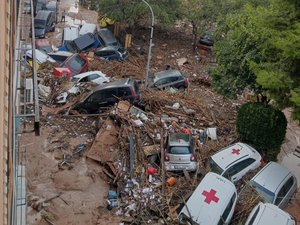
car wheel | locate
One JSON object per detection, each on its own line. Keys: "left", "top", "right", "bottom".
{"left": 178, "top": 86, "right": 186, "bottom": 91}
{"left": 179, "top": 214, "right": 193, "bottom": 225}
{"left": 78, "top": 108, "right": 88, "bottom": 114}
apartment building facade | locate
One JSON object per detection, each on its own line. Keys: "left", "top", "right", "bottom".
{"left": 0, "top": 0, "right": 17, "bottom": 224}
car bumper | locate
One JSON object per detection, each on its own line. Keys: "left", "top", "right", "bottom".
{"left": 165, "top": 162, "right": 197, "bottom": 172}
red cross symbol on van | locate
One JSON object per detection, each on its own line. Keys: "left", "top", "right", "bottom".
{"left": 232, "top": 148, "right": 240, "bottom": 155}
{"left": 202, "top": 189, "right": 219, "bottom": 204}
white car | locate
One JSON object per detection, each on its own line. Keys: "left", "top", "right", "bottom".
{"left": 56, "top": 71, "right": 110, "bottom": 103}
{"left": 72, "top": 71, "right": 110, "bottom": 85}
{"left": 25, "top": 49, "right": 56, "bottom": 64}
{"left": 209, "top": 142, "right": 262, "bottom": 183}
{"left": 245, "top": 202, "right": 296, "bottom": 225}
{"left": 178, "top": 172, "right": 237, "bottom": 225}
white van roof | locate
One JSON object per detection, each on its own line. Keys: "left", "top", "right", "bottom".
{"left": 245, "top": 202, "right": 295, "bottom": 225}
{"left": 211, "top": 142, "right": 260, "bottom": 170}
{"left": 79, "top": 23, "right": 97, "bottom": 36}
{"left": 63, "top": 27, "right": 79, "bottom": 42}
{"left": 180, "top": 172, "right": 237, "bottom": 225}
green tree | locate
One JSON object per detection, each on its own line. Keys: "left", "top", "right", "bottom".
{"left": 95, "top": 0, "right": 181, "bottom": 32}
{"left": 237, "top": 102, "right": 287, "bottom": 160}
{"left": 211, "top": 0, "right": 300, "bottom": 119}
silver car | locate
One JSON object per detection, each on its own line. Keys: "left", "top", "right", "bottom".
{"left": 247, "top": 161, "right": 297, "bottom": 209}
{"left": 164, "top": 133, "right": 197, "bottom": 172}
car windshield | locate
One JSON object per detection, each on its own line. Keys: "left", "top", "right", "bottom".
{"left": 25, "top": 2, "right": 30, "bottom": 7}
{"left": 168, "top": 146, "right": 191, "bottom": 154}
{"left": 250, "top": 180, "right": 275, "bottom": 203}
{"left": 34, "top": 20, "right": 45, "bottom": 29}
{"left": 209, "top": 158, "right": 224, "bottom": 175}
{"left": 68, "top": 55, "right": 85, "bottom": 71}
{"left": 65, "top": 41, "right": 78, "bottom": 52}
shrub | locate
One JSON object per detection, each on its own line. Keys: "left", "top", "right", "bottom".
{"left": 237, "top": 102, "right": 287, "bottom": 160}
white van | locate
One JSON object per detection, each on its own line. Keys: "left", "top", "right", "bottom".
{"left": 79, "top": 23, "right": 98, "bottom": 36}
{"left": 245, "top": 202, "right": 296, "bottom": 225}
{"left": 62, "top": 27, "right": 79, "bottom": 46}
{"left": 179, "top": 172, "right": 237, "bottom": 225}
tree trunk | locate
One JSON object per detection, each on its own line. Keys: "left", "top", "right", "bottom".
{"left": 191, "top": 21, "right": 198, "bottom": 51}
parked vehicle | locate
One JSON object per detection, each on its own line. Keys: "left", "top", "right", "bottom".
{"left": 25, "top": 49, "right": 56, "bottom": 64}
{"left": 96, "top": 28, "right": 120, "bottom": 47}
{"left": 79, "top": 23, "right": 98, "bottom": 36}
{"left": 23, "top": 0, "right": 31, "bottom": 14}
{"left": 178, "top": 172, "right": 237, "bottom": 225}
{"left": 45, "top": 1, "right": 58, "bottom": 22}
{"left": 245, "top": 202, "right": 296, "bottom": 225}
{"left": 47, "top": 51, "right": 73, "bottom": 63}
{"left": 164, "top": 133, "right": 197, "bottom": 172}
{"left": 59, "top": 33, "right": 97, "bottom": 53}
{"left": 34, "top": 10, "right": 56, "bottom": 38}
{"left": 245, "top": 162, "right": 297, "bottom": 209}
{"left": 60, "top": 53, "right": 89, "bottom": 76}
{"left": 35, "top": 38, "right": 53, "bottom": 53}
{"left": 61, "top": 27, "right": 80, "bottom": 47}
{"left": 35, "top": 0, "right": 47, "bottom": 15}
{"left": 94, "top": 46, "right": 128, "bottom": 61}
{"left": 72, "top": 71, "right": 110, "bottom": 84}
{"left": 147, "top": 69, "right": 189, "bottom": 90}
{"left": 209, "top": 142, "right": 262, "bottom": 183}
{"left": 74, "top": 78, "right": 141, "bottom": 113}
{"left": 56, "top": 71, "right": 110, "bottom": 104}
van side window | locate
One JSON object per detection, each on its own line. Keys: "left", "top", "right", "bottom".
{"left": 275, "top": 176, "right": 295, "bottom": 205}
{"left": 247, "top": 206, "right": 260, "bottom": 225}
{"left": 224, "top": 158, "right": 255, "bottom": 179}
{"left": 217, "top": 193, "right": 236, "bottom": 225}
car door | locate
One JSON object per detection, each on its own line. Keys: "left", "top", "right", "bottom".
{"left": 168, "top": 76, "right": 180, "bottom": 88}
{"left": 82, "top": 90, "right": 105, "bottom": 112}
{"left": 154, "top": 78, "right": 169, "bottom": 89}
{"left": 217, "top": 193, "right": 236, "bottom": 225}
{"left": 102, "top": 88, "right": 118, "bottom": 106}
{"left": 223, "top": 158, "right": 256, "bottom": 183}
{"left": 117, "top": 87, "right": 131, "bottom": 101}
{"left": 274, "top": 176, "right": 296, "bottom": 208}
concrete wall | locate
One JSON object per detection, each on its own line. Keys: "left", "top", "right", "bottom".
{"left": 0, "top": 0, "right": 14, "bottom": 224}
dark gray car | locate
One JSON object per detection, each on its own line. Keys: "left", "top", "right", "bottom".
{"left": 244, "top": 161, "right": 297, "bottom": 209}
{"left": 74, "top": 78, "right": 141, "bottom": 113}
{"left": 147, "top": 69, "right": 189, "bottom": 90}
{"left": 34, "top": 10, "right": 56, "bottom": 38}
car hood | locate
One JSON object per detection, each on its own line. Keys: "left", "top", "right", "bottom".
{"left": 35, "top": 28, "right": 46, "bottom": 37}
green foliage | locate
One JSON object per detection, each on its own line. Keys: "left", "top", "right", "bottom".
{"left": 96, "top": 0, "right": 181, "bottom": 29}
{"left": 211, "top": 0, "right": 300, "bottom": 120}
{"left": 237, "top": 102, "right": 287, "bottom": 160}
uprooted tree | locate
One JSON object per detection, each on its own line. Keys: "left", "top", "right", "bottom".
{"left": 236, "top": 102, "right": 287, "bottom": 160}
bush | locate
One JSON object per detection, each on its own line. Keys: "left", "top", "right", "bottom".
{"left": 237, "top": 102, "right": 287, "bottom": 160}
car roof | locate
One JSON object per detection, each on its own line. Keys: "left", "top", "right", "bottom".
{"left": 93, "top": 78, "right": 132, "bottom": 91}
{"left": 35, "top": 38, "right": 51, "bottom": 47}
{"left": 251, "top": 162, "right": 292, "bottom": 193}
{"left": 97, "top": 28, "right": 118, "bottom": 44}
{"left": 210, "top": 142, "right": 260, "bottom": 170}
{"left": 248, "top": 202, "right": 293, "bottom": 225}
{"left": 168, "top": 133, "right": 191, "bottom": 146}
{"left": 181, "top": 172, "right": 237, "bottom": 225}
{"left": 63, "top": 27, "right": 79, "bottom": 41}
{"left": 73, "top": 71, "right": 106, "bottom": 79}
{"left": 79, "top": 23, "right": 97, "bottom": 35}
{"left": 46, "top": 1, "right": 57, "bottom": 8}
{"left": 48, "top": 51, "right": 73, "bottom": 57}
{"left": 154, "top": 69, "right": 182, "bottom": 79}
{"left": 73, "top": 33, "right": 95, "bottom": 50}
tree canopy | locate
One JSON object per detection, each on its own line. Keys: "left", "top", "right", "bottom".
{"left": 211, "top": 0, "right": 300, "bottom": 119}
